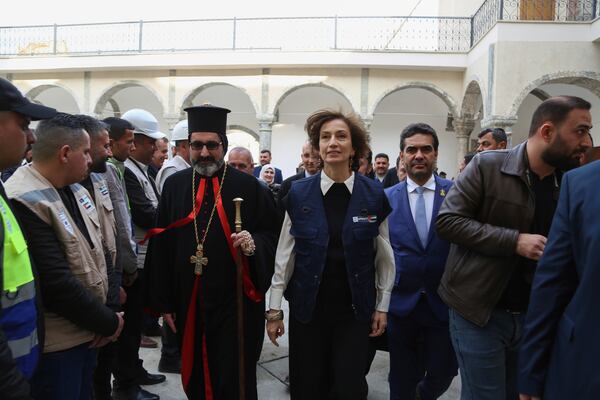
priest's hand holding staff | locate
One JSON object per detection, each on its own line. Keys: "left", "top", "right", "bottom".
{"left": 231, "top": 230, "right": 256, "bottom": 256}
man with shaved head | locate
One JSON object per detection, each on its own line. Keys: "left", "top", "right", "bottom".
{"left": 227, "top": 147, "right": 255, "bottom": 175}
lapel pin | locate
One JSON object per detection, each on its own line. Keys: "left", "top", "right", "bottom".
{"left": 440, "top": 189, "right": 446, "bottom": 197}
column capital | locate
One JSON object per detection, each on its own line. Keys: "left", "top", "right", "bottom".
{"left": 258, "top": 116, "right": 274, "bottom": 151}
{"left": 258, "top": 114, "right": 275, "bottom": 123}
{"left": 361, "top": 115, "right": 374, "bottom": 132}
{"left": 480, "top": 115, "right": 518, "bottom": 130}
{"left": 163, "top": 114, "right": 182, "bottom": 133}
{"left": 452, "top": 118, "right": 476, "bottom": 138}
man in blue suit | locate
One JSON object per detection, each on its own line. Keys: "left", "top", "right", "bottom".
{"left": 385, "top": 123, "right": 457, "bottom": 400}
{"left": 518, "top": 159, "right": 600, "bottom": 400}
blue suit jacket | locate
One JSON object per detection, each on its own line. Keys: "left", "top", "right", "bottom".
{"left": 253, "top": 166, "right": 283, "bottom": 184}
{"left": 518, "top": 160, "right": 600, "bottom": 399}
{"left": 385, "top": 176, "right": 453, "bottom": 321}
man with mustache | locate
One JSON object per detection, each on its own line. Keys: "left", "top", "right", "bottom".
{"left": 118, "top": 109, "right": 166, "bottom": 400}
{"left": 6, "top": 113, "right": 125, "bottom": 400}
{"left": 436, "top": 96, "right": 592, "bottom": 400}
{"left": 385, "top": 123, "right": 457, "bottom": 400}
{"left": 144, "top": 104, "right": 279, "bottom": 400}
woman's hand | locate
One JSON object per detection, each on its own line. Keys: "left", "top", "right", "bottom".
{"left": 369, "top": 311, "right": 387, "bottom": 337}
{"left": 266, "top": 320, "right": 285, "bottom": 347}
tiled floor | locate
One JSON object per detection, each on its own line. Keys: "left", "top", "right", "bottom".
{"left": 139, "top": 299, "right": 461, "bottom": 399}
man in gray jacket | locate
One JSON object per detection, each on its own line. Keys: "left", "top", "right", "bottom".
{"left": 436, "top": 96, "right": 592, "bottom": 400}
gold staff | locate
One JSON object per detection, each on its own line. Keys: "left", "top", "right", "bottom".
{"left": 233, "top": 197, "right": 246, "bottom": 400}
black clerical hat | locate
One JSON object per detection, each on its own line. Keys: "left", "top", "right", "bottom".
{"left": 184, "top": 104, "right": 231, "bottom": 151}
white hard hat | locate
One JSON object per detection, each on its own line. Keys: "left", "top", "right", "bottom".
{"left": 121, "top": 109, "right": 166, "bottom": 140}
{"left": 171, "top": 120, "right": 188, "bottom": 142}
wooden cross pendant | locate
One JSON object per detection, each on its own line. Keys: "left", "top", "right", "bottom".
{"left": 190, "top": 244, "right": 208, "bottom": 275}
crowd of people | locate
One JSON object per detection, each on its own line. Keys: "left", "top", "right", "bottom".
{"left": 0, "top": 74, "right": 598, "bottom": 400}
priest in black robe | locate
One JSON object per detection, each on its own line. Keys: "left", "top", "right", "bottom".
{"left": 144, "top": 105, "right": 279, "bottom": 400}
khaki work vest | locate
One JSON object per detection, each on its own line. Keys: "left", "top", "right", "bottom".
{"left": 90, "top": 172, "right": 117, "bottom": 268}
{"left": 5, "top": 165, "right": 108, "bottom": 352}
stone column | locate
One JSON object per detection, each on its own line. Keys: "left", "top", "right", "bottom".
{"left": 480, "top": 115, "right": 518, "bottom": 148}
{"left": 258, "top": 116, "right": 274, "bottom": 150}
{"left": 452, "top": 118, "right": 476, "bottom": 168}
{"left": 163, "top": 114, "right": 181, "bottom": 138}
{"left": 361, "top": 116, "right": 373, "bottom": 135}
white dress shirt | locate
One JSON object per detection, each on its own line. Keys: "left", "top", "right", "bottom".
{"left": 406, "top": 175, "right": 436, "bottom": 229}
{"left": 269, "top": 171, "right": 396, "bottom": 313}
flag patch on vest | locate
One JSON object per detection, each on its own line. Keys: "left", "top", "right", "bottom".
{"left": 352, "top": 215, "right": 377, "bottom": 223}
{"left": 58, "top": 210, "right": 75, "bottom": 235}
{"left": 99, "top": 184, "right": 109, "bottom": 197}
{"left": 78, "top": 194, "right": 94, "bottom": 211}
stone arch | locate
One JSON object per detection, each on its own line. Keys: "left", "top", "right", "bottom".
{"left": 530, "top": 88, "right": 551, "bottom": 102}
{"left": 93, "top": 80, "right": 165, "bottom": 116}
{"left": 460, "top": 79, "right": 486, "bottom": 120}
{"left": 25, "top": 83, "right": 82, "bottom": 113}
{"left": 508, "top": 71, "right": 600, "bottom": 116}
{"left": 271, "top": 82, "right": 356, "bottom": 117}
{"left": 180, "top": 82, "right": 259, "bottom": 116}
{"left": 369, "top": 82, "right": 459, "bottom": 120}
{"left": 227, "top": 124, "right": 259, "bottom": 141}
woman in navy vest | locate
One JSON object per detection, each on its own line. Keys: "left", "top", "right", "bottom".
{"left": 266, "top": 109, "right": 395, "bottom": 399}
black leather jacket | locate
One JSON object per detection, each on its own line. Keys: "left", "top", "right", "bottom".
{"left": 436, "top": 142, "right": 539, "bottom": 327}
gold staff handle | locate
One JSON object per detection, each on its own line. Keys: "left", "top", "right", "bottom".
{"left": 233, "top": 198, "right": 244, "bottom": 233}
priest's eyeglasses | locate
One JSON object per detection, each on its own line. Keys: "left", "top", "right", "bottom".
{"left": 190, "top": 140, "right": 222, "bottom": 150}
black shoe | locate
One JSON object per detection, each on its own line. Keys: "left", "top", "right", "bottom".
{"left": 158, "top": 357, "right": 181, "bottom": 374}
{"left": 113, "top": 386, "right": 159, "bottom": 400}
{"left": 135, "top": 372, "right": 166, "bottom": 386}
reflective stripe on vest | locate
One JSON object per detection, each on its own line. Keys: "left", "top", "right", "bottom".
{"left": 0, "top": 195, "right": 34, "bottom": 290}
{"left": 0, "top": 195, "right": 39, "bottom": 378}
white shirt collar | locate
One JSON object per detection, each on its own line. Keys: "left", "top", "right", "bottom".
{"left": 321, "top": 170, "right": 354, "bottom": 195}
{"left": 304, "top": 170, "right": 315, "bottom": 178}
{"left": 173, "top": 154, "right": 191, "bottom": 168}
{"left": 406, "top": 174, "right": 436, "bottom": 193}
{"left": 129, "top": 157, "right": 148, "bottom": 173}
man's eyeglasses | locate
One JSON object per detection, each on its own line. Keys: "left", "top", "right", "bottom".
{"left": 190, "top": 141, "right": 222, "bottom": 151}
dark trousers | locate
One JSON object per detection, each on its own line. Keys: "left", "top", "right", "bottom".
{"left": 388, "top": 297, "right": 457, "bottom": 400}
{"left": 31, "top": 342, "right": 97, "bottom": 400}
{"left": 161, "top": 321, "right": 180, "bottom": 361}
{"left": 93, "top": 342, "right": 117, "bottom": 399}
{"left": 289, "top": 311, "right": 370, "bottom": 400}
{"left": 114, "top": 268, "right": 145, "bottom": 388}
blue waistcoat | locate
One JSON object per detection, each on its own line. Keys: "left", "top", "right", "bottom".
{"left": 385, "top": 176, "right": 453, "bottom": 321}
{"left": 284, "top": 173, "right": 389, "bottom": 323}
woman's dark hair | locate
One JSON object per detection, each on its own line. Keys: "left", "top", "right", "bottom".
{"left": 305, "top": 109, "right": 370, "bottom": 171}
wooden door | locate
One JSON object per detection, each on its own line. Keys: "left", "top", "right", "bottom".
{"left": 520, "top": 0, "right": 556, "bottom": 20}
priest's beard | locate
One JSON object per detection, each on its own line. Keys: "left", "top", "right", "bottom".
{"left": 193, "top": 156, "right": 225, "bottom": 177}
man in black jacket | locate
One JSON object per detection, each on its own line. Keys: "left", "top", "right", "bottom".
{"left": 436, "top": 96, "right": 592, "bottom": 400}
{"left": 0, "top": 78, "right": 56, "bottom": 400}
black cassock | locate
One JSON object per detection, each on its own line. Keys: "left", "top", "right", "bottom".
{"left": 145, "top": 165, "right": 278, "bottom": 400}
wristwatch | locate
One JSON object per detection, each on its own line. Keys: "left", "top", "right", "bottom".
{"left": 264, "top": 309, "right": 284, "bottom": 321}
